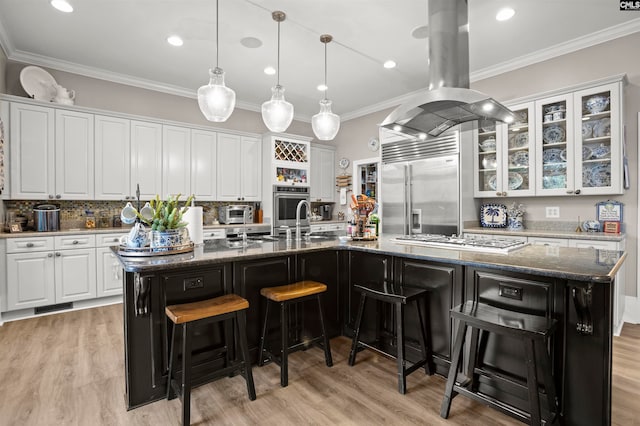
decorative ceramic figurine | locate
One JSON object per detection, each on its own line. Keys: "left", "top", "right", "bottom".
{"left": 53, "top": 83, "right": 75, "bottom": 105}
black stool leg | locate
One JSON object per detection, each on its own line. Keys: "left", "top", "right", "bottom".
{"left": 440, "top": 321, "right": 467, "bottom": 419}
{"left": 316, "top": 294, "right": 333, "bottom": 367}
{"left": 414, "top": 298, "right": 433, "bottom": 375}
{"left": 524, "top": 338, "right": 542, "bottom": 426}
{"left": 181, "top": 323, "right": 193, "bottom": 426}
{"left": 467, "top": 327, "right": 480, "bottom": 391}
{"left": 236, "top": 310, "right": 257, "bottom": 401}
{"left": 348, "top": 292, "right": 367, "bottom": 366}
{"left": 395, "top": 301, "right": 406, "bottom": 394}
{"left": 280, "top": 301, "right": 289, "bottom": 387}
{"left": 258, "top": 299, "right": 271, "bottom": 367}
{"left": 167, "top": 322, "right": 178, "bottom": 400}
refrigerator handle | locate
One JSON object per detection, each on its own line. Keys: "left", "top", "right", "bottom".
{"left": 405, "top": 164, "right": 412, "bottom": 235}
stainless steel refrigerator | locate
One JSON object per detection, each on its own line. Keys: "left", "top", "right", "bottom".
{"left": 380, "top": 130, "right": 462, "bottom": 236}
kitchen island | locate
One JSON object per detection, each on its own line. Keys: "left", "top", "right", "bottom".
{"left": 116, "top": 236, "right": 625, "bottom": 425}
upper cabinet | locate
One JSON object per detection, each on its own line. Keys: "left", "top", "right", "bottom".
{"left": 474, "top": 102, "right": 535, "bottom": 198}
{"left": 310, "top": 144, "right": 335, "bottom": 202}
{"left": 130, "top": 120, "right": 163, "bottom": 199}
{"left": 11, "top": 103, "right": 94, "bottom": 200}
{"left": 95, "top": 115, "right": 131, "bottom": 200}
{"left": 190, "top": 129, "right": 217, "bottom": 201}
{"left": 474, "top": 75, "right": 625, "bottom": 198}
{"left": 217, "top": 133, "right": 261, "bottom": 201}
{"left": 162, "top": 125, "right": 191, "bottom": 198}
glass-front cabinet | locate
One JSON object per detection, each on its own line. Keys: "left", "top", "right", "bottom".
{"left": 536, "top": 82, "right": 623, "bottom": 196}
{"left": 474, "top": 102, "right": 535, "bottom": 197}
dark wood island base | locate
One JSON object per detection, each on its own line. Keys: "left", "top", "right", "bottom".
{"left": 116, "top": 237, "right": 625, "bottom": 426}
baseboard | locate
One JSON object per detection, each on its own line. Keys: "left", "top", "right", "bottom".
{"left": 623, "top": 296, "right": 640, "bottom": 324}
{"left": 0, "top": 295, "right": 122, "bottom": 324}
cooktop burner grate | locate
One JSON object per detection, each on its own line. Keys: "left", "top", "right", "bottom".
{"left": 392, "top": 234, "right": 528, "bottom": 253}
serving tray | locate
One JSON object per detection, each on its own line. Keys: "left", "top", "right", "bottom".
{"left": 117, "top": 242, "right": 194, "bottom": 257}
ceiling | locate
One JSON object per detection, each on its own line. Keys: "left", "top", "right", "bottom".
{"left": 0, "top": 1, "right": 639, "bottom": 122}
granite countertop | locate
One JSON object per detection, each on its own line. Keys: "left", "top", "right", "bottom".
{"left": 0, "top": 223, "right": 272, "bottom": 239}
{"left": 463, "top": 226, "right": 625, "bottom": 242}
{"left": 113, "top": 235, "right": 625, "bottom": 283}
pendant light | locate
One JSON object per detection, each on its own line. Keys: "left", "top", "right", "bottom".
{"left": 197, "top": 0, "right": 236, "bottom": 122}
{"left": 312, "top": 34, "right": 340, "bottom": 140}
{"left": 261, "top": 11, "right": 294, "bottom": 133}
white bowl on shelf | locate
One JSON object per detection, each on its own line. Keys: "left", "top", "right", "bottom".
{"left": 479, "top": 138, "right": 496, "bottom": 152}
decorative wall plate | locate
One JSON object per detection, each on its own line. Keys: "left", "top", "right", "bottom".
{"left": 480, "top": 204, "right": 507, "bottom": 228}
{"left": 338, "top": 157, "right": 350, "bottom": 170}
{"left": 20, "top": 65, "right": 58, "bottom": 101}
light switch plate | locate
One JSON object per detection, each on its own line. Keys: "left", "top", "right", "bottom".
{"left": 545, "top": 206, "right": 560, "bottom": 218}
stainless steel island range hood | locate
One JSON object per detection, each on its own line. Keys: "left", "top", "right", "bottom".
{"left": 381, "top": 0, "right": 514, "bottom": 138}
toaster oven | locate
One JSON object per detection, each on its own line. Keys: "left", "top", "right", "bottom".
{"left": 219, "top": 205, "right": 254, "bottom": 224}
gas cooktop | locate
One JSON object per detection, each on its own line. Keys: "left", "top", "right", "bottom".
{"left": 392, "top": 234, "right": 528, "bottom": 254}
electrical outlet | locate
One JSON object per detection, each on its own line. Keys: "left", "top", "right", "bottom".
{"left": 545, "top": 206, "right": 560, "bottom": 218}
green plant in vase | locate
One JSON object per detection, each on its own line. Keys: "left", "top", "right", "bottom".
{"left": 139, "top": 194, "right": 194, "bottom": 249}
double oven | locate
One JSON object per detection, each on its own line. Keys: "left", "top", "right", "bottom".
{"left": 272, "top": 186, "right": 310, "bottom": 233}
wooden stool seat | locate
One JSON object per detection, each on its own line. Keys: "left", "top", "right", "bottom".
{"left": 166, "top": 294, "right": 249, "bottom": 324}
{"left": 349, "top": 280, "right": 433, "bottom": 394}
{"left": 166, "top": 294, "right": 256, "bottom": 425}
{"left": 260, "top": 280, "right": 327, "bottom": 302}
{"left": 441, "top": 301, "right": 558, "bottom": 426}
{"left": 258, "top": 280, "right": 333, "bottom": 387}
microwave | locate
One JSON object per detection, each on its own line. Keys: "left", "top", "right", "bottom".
{"left": 273, "top": 186, "right": 310, "bottom": 231}
{"left": 219, "top": 205, "right": 254, "bottom": 224}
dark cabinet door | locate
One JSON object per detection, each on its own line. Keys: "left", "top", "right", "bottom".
{"left": 296, "top": 250, "right": 342, "bottom": 338}
{"left": 395, "top": 258, "right": 462, "bottom": 374}
{"left": 234, "top": 256, "right": 294, "bottom": 357}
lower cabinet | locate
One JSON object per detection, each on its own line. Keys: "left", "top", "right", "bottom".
{"left": 5, "top": 235, "right": 98, "bottom": 311}
{"left": 96, "top": 232, "right": 128, "bottom": 297}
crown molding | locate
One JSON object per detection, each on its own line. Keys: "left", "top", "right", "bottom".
{"left": 0, "top": 18, "right": 12, "bottom": 58}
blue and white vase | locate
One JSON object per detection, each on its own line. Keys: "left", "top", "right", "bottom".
{"left": 150, "top": 228, "right": 190, "bottom": 251}
{"left": 507, "top": 215, "right": 524, "bottom": 231}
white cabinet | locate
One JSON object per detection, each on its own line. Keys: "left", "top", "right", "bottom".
{"left": 528, "top": 237, "right": 569, "bottom": 247}
{"left": 5, "top": 235, "right": 97, "bottom": 311}
{"left": 162, "top": 125, "right": 191, "bottom": 198}
{"left": 55, "top": 109, "right": 94, "bottom": 199}
{"left": 310, "top": 144, "right": 335, "bottom": 202}
{"left": 10, "top": 104, "right": 94, "bottom": 200}
{"left": 131, "top": 120, "right": 162, "bottom": 199}
{"left": 10, "top": 103, "right": 55, "bottom": 199}
{"left": 96, "top": 232, "right": 127, "bottom": 298}
{"left": 217, "top": 133, "right": 261, "bottom": 201}
{"left": 310, "top": 222, "right": 346, "bottom": 233}
{"left": 191, "top": 129, "right": 217, "bottom": 201}
{"left": 95, "top": 115, "right": 132, "bottom": 200}
{"left": 535, "top": 80, "right": 623, "bottom": 196}
{"left": 0, "top": 100, "right": 10, "bottom": 200}
{"left": 474, "top": 102, "right": 535, "bottom": 198}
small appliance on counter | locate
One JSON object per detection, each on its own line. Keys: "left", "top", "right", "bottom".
{"left": 319, "top": 203, "right": 333, "bottom": 220}
{"left": 218, "top": 205, "right": 254, "bottom": 224}
{"left": 33, "top": 204, "right": 60, "bottom": 232}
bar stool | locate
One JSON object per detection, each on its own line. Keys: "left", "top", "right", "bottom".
{"left": 348, "top": 280, "right": 433, "bottom": 394}
{"left": 166, "top": 294, "right": 256, "bottom": 426}
{"left": 258, "top": 280, "right": 333, "bottom": 387}
{"left": 440, "top": 301, "right": 559, "bottom": 426}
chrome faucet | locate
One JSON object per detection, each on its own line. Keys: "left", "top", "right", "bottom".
{"left": 240, "top": 210, "right": 248, "bottom": 246}
{"left": 295, "top": 199, "right": 311, "bottom": 241}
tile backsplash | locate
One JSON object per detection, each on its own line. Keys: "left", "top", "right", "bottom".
{"left": 3, "top": 200, "right": 258, "bottom": 230}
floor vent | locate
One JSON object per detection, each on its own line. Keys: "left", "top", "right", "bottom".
{"left": 35, "top": 302, "right": 73, "bottom": 314}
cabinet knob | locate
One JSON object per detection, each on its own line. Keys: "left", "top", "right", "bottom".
{"left": 495, "top": 192, "right": 501, "bottom": 196}
{"left": 26, "top": 243, "right": 34, "bottom": 248}
{"left": 48, "top": 253, "right": 53, "bottom": 258}
{"left": 502, "top": 191, "right": 507, "bottom": 196}
{"left": 566, "top": 190, "right": 574, "bottom": 194}
{"left": 72, "top": 240, "right": 79, "bottom": 244}
{"left": 113, "top": 238, "right": 119, "bottom": 242}
{"left": 56, "top": 194, "right": 61, "bottom": 199}
{"left": 574, "top": 189, "right": 581, "bottom": 195}
{"left": 55, "top": 252, "right": 61, "bottom": 257}
{"left": 48, "top": 194, "right": 54, "bottom": 199}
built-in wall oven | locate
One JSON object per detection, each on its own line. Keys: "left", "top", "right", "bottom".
{"left": 273, "top": 186, "right": 310, "bottom": 233}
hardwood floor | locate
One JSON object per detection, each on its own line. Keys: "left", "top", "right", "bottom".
{"left": 0, "top": 304, "right": 638, "bottom": 425}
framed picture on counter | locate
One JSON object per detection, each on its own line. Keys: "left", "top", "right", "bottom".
{"left": 9, "top": 223, "right": 22, "bottom": 233}
{"left": 596, "top": 201, "right": 623, "bottom": 222}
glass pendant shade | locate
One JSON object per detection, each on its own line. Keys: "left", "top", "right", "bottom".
{"left": 312, "top": 99, "right": 340, "bottom": 140}
{"left": 198, "top": 67, "right": 236, "bottom": 122}
{"left": 261, "top": 84, "right": 294, "bottom": 132}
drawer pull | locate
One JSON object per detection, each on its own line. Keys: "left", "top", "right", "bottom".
{"left": 48, "top": 253, "right": 53, "bottom": 258}
{"left": 26, "top": 243, "right": 34, "bottom": 248}
{"left": 55, "top": 252, "right": 61, "bottom": 257}
{"left": 113, "top": 238, "right": 119, "bottom": 242}
{"left": 499, "top": 283, "right": 523, "bottom": 301}
{"left": 72, "top": 240, "right": 79, "bottom": 245}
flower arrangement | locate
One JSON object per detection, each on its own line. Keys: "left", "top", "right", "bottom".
{"left": 140, "top": 194, "right": 194, "bottom": 231}
{"left": 506, "top": 202, "right": 525, "bottom": 231}
{"left": 507, "top": 202, "right": 525, "bottom": 218}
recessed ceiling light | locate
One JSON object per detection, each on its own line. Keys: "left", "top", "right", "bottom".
{"left": 383, "top": 60, "right": 396, "bottom": 69}
{"left": 317, "top": 84, "right": 328, "bottom": 91}
{"left": 240, "top": 37, "right": 262, "bottom": 48}
{"left": 264, "top": 66, "right": 276, "bottom": 75}
{"left": 496, "top": 7, "right": 515, "bottom": 21}
{"left": 167, "top": 35, "right": 183, "bottom": 47}
{"left": 51, "top": 0, "right": 73, "bottom": 13}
